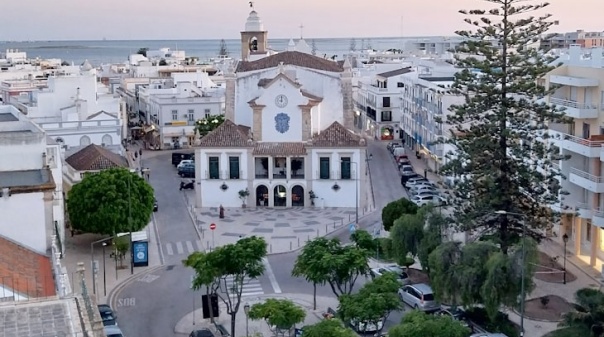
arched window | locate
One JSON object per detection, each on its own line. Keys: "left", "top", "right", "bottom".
{"left": 80, "top": 136, "right": 91, "bottom": 146}
{"left": 249, "top": 37, "right": 258, "bottom": 52}
{"left": 102, "top": 134, "right": 113, "bottom": 146}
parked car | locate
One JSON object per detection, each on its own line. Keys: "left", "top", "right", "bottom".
{"left": 400, "top": 173, "right": 420, "bottom": 186}
{"left": 435, "top": 308, "right": 471, "bottom": 330}
{"left": 408, "top": 181, "right": 436, "bottom": 190}
{"left": 189, "top": 329, "right": 215, "bottom": 337}
{"left": 97, "top": 304, "right": 117, "bottom": 326}
{"left": 404, "top": 176, "right": 428, "bottom": 188}
{"left": 398, "top": 283, "right": 440, "bottom": 312}
{"left": 180, "top": 179, "right": 195, "bottom": 190}
{"left": 369, "top": 265, "right": 411, "bottom": 285}
{"left": 104, "top": 325, "right": 124, "bottom": 337}
{"left": 178, "top": 164, "right": 195, "bottom": 178}
{"left": 153, "top": 198, "right": 158, "bottom": 212}
{"left": 410, "top": 186, "right": 439, "bottom": 195}
{"left": 400, "top": 165, "right": 415, "bottom": 176}
{"left": 387, "top": 142, "right": 401, "bottom": 152}
{"left": 350, "top": 317, "right": 384, "bottom": 333}
{"left": 410, "top": 195, "right": 438, "bottom": 207}
{"left": 172, "top": 152, "right": 194, "bottom": 166}
{"left": 177, "top": 159, "right": 194, "bottom": 169}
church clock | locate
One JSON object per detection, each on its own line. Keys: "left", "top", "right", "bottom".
{"left": 275, "top": 94, "right": 288, "bottom": 108}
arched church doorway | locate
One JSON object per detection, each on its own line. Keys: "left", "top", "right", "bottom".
{"left": 292, "top": 185, "right": 304, "bottom": 207}
{"left": 256, "top": 185, "right": 268, "bottom": 206}
{"left": 274, "top": 185, "right": 287, "bottom": 207}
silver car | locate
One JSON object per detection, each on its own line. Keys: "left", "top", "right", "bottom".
{"left": 369, "top": 265, "right": 411, "bottom": 285}
{"left": 398, "top": 283, "right": 440, "bottom": 312}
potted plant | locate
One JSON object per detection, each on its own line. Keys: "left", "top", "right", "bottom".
{"left": 238, "top": 188, "right": 250, "bottom": 208}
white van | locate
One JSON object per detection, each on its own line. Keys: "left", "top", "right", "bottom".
{"left": 393, "top": 147, "right": 406, "bottom": 157}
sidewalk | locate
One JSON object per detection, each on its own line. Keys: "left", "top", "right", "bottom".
{"left": 62, "top": 215, "right": 163, "bottom": 304}
{"left": 174, "top": 293, "right": 339, "bottom": 337}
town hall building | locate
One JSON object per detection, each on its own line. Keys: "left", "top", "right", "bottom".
{"left": 193, "top": 9, "right": 371, "bottom": 209}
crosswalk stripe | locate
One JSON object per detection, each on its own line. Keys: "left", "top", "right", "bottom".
{"left": 165, "top": 243, "right": 173, "bottom": 256}
{"left": 186, "top": 241, "right": 194, "bottom": 253}
{"left": 176, "top": 242, "right": 184, "bottom": 254}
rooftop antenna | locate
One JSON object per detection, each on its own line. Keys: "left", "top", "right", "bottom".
{"left": 299, "top": 24, "right": 304, "bottom": 40}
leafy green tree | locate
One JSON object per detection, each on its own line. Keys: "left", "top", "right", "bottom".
{"left": 136, "top": 47, "right": 148, "bottom": 57}
{"left": 440, "top": 0, "right": 567, "bottom": 253}
{"left": 292, "top": 237, "right": 369, "bottom": 299}
{"left": 428, "top": 239, "right": 538, "bottom": 320}
{"left": 560, "top": 288, "right": 604, "bottom": 336}
{"left": 248, "top": 299, "right": 306, "bottom": 336}
{"left": 350, "top": 229, "right": 378, "bottom": 252}
{"left": 67, "top": 168, "right": 154, "bottom": 235}
{"left": 338, "top": 273, "right": 401, "bottom": 334}
{"left": 381, "top": 198, "right": 418, "bottom": 231}
{"left": 195, "top": 114, "right": 226, "bottom": 137}
{"left": 301, "top": 319, "right": 357, "bottom": 337}
{"left": 417, "top": 212, "right": 446, "bottom": 274}
{"left": 292, "top": 238, "right": 331, "bottom": 310}
{"left": 183, "top": 236, "right": 267, "bottom": 337}
{"left": 388, "top": 310, "right": 470, "bottom": 337}
{"left": 218, "top": 39, "right": 229, "bottom": 57}
{"left": 390, "top": 212, "right": 424, "bottom": 266}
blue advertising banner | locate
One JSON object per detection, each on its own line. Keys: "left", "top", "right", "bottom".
{"left": 132, "top": 241, "right": 148, "bottom": 267}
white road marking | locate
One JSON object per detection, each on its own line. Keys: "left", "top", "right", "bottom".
{"left": 186, "top": 241, "right": 194, "bottom": 253}
{"left": 176, "top": 241, "right": 184, "bottom": 254}
{"left": 151, "top": 214, "right": 165, "bottom": 265}
{"left": 263, "top": 257, "right": 282, "bottom": 294}
{"left": 165, "top": 243, "right": 174, "bottom": 256}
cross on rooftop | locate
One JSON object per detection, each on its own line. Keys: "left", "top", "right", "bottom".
{"left": 299, "top": 24, "right": 304, "bottom": 39}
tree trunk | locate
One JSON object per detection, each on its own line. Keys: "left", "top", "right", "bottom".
{"left": 230, "top": 313, "right": 236, "bottom": 337}
{"left": 313, "top": 283, "right": 317, "bottom": 310}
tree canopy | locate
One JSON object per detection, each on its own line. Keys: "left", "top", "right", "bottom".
{"left": 248, "top": 299, "right": 306, "bottom": 335}
{"left": 301, "top": 319, "right": 358, "bottom": 337}
{"left": 218, "top": 39, "right": 229, "bottom": 57}
{"left": 67, "top": 168, "right": 154, "bottom": 235}
{"left": 381, "top": 198, "right": 418, "bottom": 231}
{"left": 560, "top": 288, "right": 604, "bottom": 336}
{"left": 388, "top": 310, "right": 470, "bottom": 337}
{"left": 350, "top": 229, "right": 378, "bottom": 252}
{"left": 183, "top": 236, "right": 267, "bottom": 337}
{"left": 440, "top": 0, "right": 567, "bottom": 253}
{"left": 292, "top": 237, "right": 369, "bottom": 299}
{"left": 195, "top": 114, "right": 225, "bottom": 138}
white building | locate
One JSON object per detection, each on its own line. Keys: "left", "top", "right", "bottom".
{"left": 405, "top": 37, "right": 467, "bottom": 55}
{"left": 8, "top": 63, "right": 126, "bottom": 155}
{"left": 194, "top": 9, "right": 369, "bottom": 210}
{"left": 0, "top": 105, "right": 65, "bottom": 255}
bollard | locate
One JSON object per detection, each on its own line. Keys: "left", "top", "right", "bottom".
{"left": 290, "top": 241, "right": 292, "bottom": 250}
{"left": 298, "top": 237, "right": 300, "bottom": 247}
{"left": 333, "top": 221, "right": 336, "bottom": 229}
{"left": 325, "top": 224, "right": 328, "bottom": 233}
{"left": 316, "top": 229, "right": 319, "bottom": 238}
{"left": 349, "top": 214, "right": 351, "bottom": 221}
{"left": 307, "top": 235, "right": 310, "bottom": 242}
{"left": 270, "top": 244, "right": 272, "bottom": 253}
{"left": 341, "top": 219, "right": 343, "bottom": 226}
{"left": 206, "top": 241, "right": 210, "bottom": 251}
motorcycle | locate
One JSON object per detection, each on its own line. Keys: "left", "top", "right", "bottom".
{"left": 180, "top": 180, "right": 195, "bottom": 190}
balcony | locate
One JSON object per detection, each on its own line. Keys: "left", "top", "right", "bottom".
{"left": 549, "top": 75, "right": 599, "bottom": 87}
{"left": 569, "top": 168, "right": 604, "bottom": 193}
{"left": 561, "top": 134, "right": 604, "bottom": 157}
{"left": 550, "top": 98, "right": 598, "bottom": 119}
{"left": 593, "top": 207, "right": 604, "bottom": 227}
{"left": 575, "top": 202, "right": 593, "bottom": 219}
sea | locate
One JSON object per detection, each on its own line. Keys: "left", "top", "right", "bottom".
{"left": 0, "top": 36, "right": 444, "bottom": 66}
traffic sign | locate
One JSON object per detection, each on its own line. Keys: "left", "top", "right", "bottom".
{"left": 349, "top": 223, "right": 356, "bottom": 233}
{"left": 210, "top": 223, "right": 216, "bottom": 230}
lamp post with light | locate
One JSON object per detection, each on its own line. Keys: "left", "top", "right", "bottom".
{"left": 495, "top": 210, "right": 526, "bottom": 337}
{"left": 345, "top": 154, "right": 372, "bottom": 225}
{"left": 562, "top": 233, "right": 569, "bottom": 284}
{"left": 244, "top": 302, "right": 250, "bottom": 337}
{"left": 102, "top": 242, "right": 107, "bottom": 296}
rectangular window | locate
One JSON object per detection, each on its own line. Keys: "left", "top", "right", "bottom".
{"left": 382, "top": 97, "right": 391, "bottom": 108}
{"left": 381, "top": 111, "right": 392, "bottom": 122}
{"left": 188, "top": 109, "right": 195, "bottom": 121}
{"left": 397, "top": 82, "right": 404, "bottom": 88}
{"left": 204, "top": 108, "right": 211, "bottom": 118}
{"left": 340, "top": 157, "right": 351, "bottom": 180}
{"left": 229, "top": 156, "right": 240, "bottom": 179}
{"left": 319, "top": 157, "right": 330, "bottom": 179}
{"left": 586, "top": 220, "right": 592, "bottom": 242}
{"left": 171, "top": 109, "right": 178, "bottom": 120}
{"left": 208, "top": 156, "right": 219, "bottom": 179}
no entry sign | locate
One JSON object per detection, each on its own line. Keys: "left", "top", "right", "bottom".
{"left": 210, "top": 223, "right": 216, "bottom": 230}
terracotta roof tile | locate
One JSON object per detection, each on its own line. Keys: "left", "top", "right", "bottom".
{"left": 0, "top": 236, "right": 55, "bottom": 298}
{"left": 311, "top": 122, "right": 366, "bottom": 147}
{"left": 237, "top": 51, "right": 344, "bottom": 73}
{"left": 199, "top": 119, "right": 253, "bottom": 147}
{"left": 253, "top": 142, "right": 307, "bottom": 156}
{"left": 66, "top": 144, "right": 128, "bottom": 171}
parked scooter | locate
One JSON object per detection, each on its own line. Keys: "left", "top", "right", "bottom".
{"left": 180, "top": 180, "right": 195, "bottom": 190}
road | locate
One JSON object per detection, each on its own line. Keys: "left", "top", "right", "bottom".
{"left": 113, "top": 141, "right": 408, "bottom": 336}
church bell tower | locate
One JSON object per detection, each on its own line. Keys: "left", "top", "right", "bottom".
{"left": 241, "top": 5, "right": 268, "bottom": 61}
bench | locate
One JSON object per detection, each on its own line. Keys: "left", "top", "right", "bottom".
{"left": 214, "top": 323, "right": 230, "bottom": 337}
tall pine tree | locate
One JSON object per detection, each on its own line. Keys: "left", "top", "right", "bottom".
{"left": 441, "top": 0, "right": 568, "bottom": 254}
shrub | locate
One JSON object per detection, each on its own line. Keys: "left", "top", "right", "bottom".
{"left": 464, "top": 307, "right": 520, "bottom": 337}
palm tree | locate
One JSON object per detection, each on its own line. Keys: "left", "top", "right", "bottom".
{"left": 559, "top": 288, "right": 604, "bottom": 337}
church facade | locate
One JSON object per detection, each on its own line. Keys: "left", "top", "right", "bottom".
{"left": 194, "top": 9, "right": 370, "bottom": 210}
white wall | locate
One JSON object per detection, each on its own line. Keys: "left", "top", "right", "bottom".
{"left": 309, "top": 148, "right": 362, "bottom": 208}
{"left": 255, "top": 79, "right": 304, "bottom": 141}
{"left": 0, "top": 192, "right": 47, "bottom": 253}
{"left": 0, "top": 141, "right": 45, "bottom": 171}
{"left": 196, "top": 148, "right": 252, "bottom": 208}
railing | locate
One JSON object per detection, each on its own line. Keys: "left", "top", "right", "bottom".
{"left": 255, "top": 172, "right": 269, "bottom": 179}
{"left": 564, "top": 134, "right": 604, "bottom": 147}
{"left": 550, "top": 97, "right": 598, "bottom": 110}
{"left": 576, "top": 202, "right": 590, "bottom": 210}
{"left": 40, "top": 119, "right": 121, "bottom": 130}
{"left": 570, "top": 167, "right": 604, "bottom": 183}
{"left": 593, "top": 207, "right": 604, "bottom": 218}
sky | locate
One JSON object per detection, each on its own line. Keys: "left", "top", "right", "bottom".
{"left": 2, "top": 0, "right": 602, "bottom": 41}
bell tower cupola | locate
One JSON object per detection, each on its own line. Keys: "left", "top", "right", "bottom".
{"left": 241, "top": 4, "right": 268, "bottom": 61}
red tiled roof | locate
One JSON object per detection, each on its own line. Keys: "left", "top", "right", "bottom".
{"left": 0, "top": 236, "right": 55, "bottom": 298}
{"left": 199, "top": 119, "right": 253, "bottom": 147}
{"left": 253, "top": 142, "right": 307, "bottom": 156}
{"left": 310, "top": 121, "right": 366, "bottom": 147}
{"left": 66, "top": 144, "right": 128, "bottom": 171}
{"left": 236, "top": 51, "right": 344, "bottom": 73}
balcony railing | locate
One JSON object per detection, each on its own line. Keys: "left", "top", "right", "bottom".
{"left": 570, "top": 167, "right": 604, "bottom": 183}
{"left": 593, "top": 207, "right": 604, "bottom": 218}
{"left": 564, "top": 134, "right": 604, "bottom": 147}
{"left": 550, "top": 97, "right": 598, "bottom": 110}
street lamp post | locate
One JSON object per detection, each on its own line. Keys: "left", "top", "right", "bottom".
{"left": 495, "top": 210, "right": 526, "bottom": 337}
{"left": 562, "top": 234, "right": 569, "bottom": 284}
{"left": 346, "top": 154, "right": 372, "bottom": 225}
{"left": 90, "top": 237, "right": 114, "bottom": 296}
{"left": 102, "top": 242, "right": 107, "bottom": 296}
{"left": 244, "top": 302, "right": 250, "bottom": 337}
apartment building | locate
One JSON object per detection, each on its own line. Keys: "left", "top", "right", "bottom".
{"left": 539, "top": 30, "right": 604, "bottom": 50}
{"left": 545, "top": 45, "right": 604, "bottom": 271}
